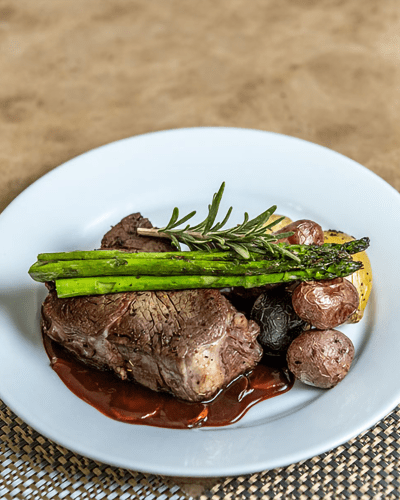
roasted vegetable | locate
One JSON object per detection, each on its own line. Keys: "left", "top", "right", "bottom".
{"left": 324, "top": 230, "right": 372, "bottom": 323}
{"left": 274, "top": 219, "right": 324, "bottom": 245}
{"left": 30, "top": 240, "right": 368, "bottom": 298}
{"left": 286, "top": 328, "right": 354, "bottom": 389}
{"left": 28, "top": 183, "right": 371, "bottom": 299}
{"left": 251, "top": 286, "right": 307, "bottom": 357}
{"left": 291, "top": 278, "right": 359, "bottom": 329}
{"left": 263, "top": 214, "right": 293, "bottom": 233}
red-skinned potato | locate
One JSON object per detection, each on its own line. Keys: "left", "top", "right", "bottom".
{"left": 287, "top": 328, "right": 354, "bottom": 389}
{"left": 273, "top": 219, "right": 324, "bottom": 245}
{"left": 292, "top": 278, "right": 359, "bottom": 329}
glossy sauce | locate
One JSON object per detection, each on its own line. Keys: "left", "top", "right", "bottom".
{"left": 44, "top": 334, "right": 294, "bottom": 429}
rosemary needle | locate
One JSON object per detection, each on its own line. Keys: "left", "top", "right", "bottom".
{"left": 137, "top": 182, "right": 300, "bottom": 261}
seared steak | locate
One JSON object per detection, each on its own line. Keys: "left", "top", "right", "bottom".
{"left": 101, "top": 212, "right": 175, "bottom": 253}
{"left": 42, "top": 288, "right": 262, "bottom": 402}
{"left": 41, "top": 212, "right": 262, "bottom": 402}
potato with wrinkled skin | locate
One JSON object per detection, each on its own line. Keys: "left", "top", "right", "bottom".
{"left": 324, "top": 230, "right": 373, "bottom": 323}
{"left": 292, "top": 278, "right": 359, "bottom": 329}
{"left": 286, "top": 328, "right": 354, "bottom": 389}
{"left": 273, "top": 219, "right": 324, "bottom": 245}
{"left": 251, "top": 285, "right": 308, "bottom": 357}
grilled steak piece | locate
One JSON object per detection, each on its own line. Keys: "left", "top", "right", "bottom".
{"left": 42, "top": 288, "right": 262, "bottom": 402}
{"left": 42, "top": 212, "right": 262, "bottom": 402}
{"left": 101, "top": 212, "right": 175, "bottom": 253}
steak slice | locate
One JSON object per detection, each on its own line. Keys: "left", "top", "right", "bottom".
{"left": 101, "top": 212, "right": 175, "bottom": 253}
{"left": 42, "top": 288, "right": 262, "bottom": 402}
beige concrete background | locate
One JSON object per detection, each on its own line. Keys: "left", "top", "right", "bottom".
{"left": 1, "top": 0, "right": 400, "bottom": 215}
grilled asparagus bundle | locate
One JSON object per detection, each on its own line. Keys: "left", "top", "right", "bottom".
{"left": 29, "top": 238, "right": 369, "bottom": 298}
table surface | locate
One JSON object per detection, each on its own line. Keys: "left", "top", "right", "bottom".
{"left": 1, "top": 1, "right": 400, "bottom": 498}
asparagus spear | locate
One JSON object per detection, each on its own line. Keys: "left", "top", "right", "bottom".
{"left": 29, "top": 238, "right": 369, "bottom": 283}
{"left": 36, "top": 249, "right": 238, "bottom": 262}
{"left": 28, "top": 255, "right": 337, "bottom": 282}
{"left": 35, "top": 237, "right": 370, "bottom": 263}
{"left": 54, "top": 260, "right": 363, "bottom": 298}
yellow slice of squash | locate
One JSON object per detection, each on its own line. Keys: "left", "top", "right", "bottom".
{"left": 323, "top": 229, "right": 373, "bottom": 323}
{"left": 264, "top": 214, "right": 293, "bottom": 233}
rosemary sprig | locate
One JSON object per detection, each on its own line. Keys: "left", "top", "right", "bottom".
{"left": 138, "top": 182, "right": 299, "bottom": 261}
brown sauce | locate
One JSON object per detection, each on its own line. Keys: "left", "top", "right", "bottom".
{"left": 43, "top": 334, "right": 294, "bottom": 429}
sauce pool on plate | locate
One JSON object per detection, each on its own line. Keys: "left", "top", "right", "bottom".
{"left": 44, "top": 334, "right": 294, "bottom": 429}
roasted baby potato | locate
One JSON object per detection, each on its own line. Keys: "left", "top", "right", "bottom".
{"left": 287, "top": 328, "right": 354, "bottom": 389}
{"left": 274, "top": 219, "right": 324, "bottom": 245}
{"left": 251, "top": 285, "right": 307, "bottom": 357}
{"left": 292, "top": 278, "right": 359, "bottom": 329}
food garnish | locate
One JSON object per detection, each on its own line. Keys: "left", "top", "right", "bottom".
{"left": 135, "top": 182, "right": 298, "bottom": 260}
{"left": 28, "top": 183, "right": 369, "bottom": 299}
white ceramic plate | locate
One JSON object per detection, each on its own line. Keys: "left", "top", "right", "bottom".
{"left": 1, "top": 127, "right": 399, "bottom": 477}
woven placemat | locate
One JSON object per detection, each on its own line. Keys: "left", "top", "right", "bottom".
{"left": 1, "top": 400, "right": 399, "bottom": 499}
